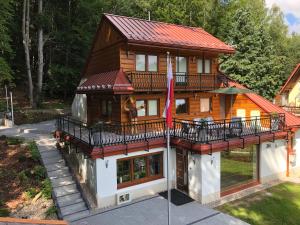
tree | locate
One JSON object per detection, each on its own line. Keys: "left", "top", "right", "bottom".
{"left": 220, "top": 8, "right": 284, "bottom": 100}
{"left": 0, "top": 0, "right": 14, "bottom": 86}
{"left": 22, "top": 0, "right": 34, "bottom": 107}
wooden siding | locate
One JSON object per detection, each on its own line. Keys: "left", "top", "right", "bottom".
{"left": 120, "top": 45, "right": 219, "bottom": 74}
{"left": 84, "top": 19, "right": 123, "bottom": 77}
{"left": 225, "top": 94, "right": 265, "bottom": 119}
{"left": 120, "top": 92, "right": 221, "bottom": 123}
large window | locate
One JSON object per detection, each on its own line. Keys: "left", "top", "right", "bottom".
{"left": 176, "top": 99, "right": 188, "bottom": 114}
{"left": 135, "top": 54, "right": 158, "bottom": 72}
{"left": 117, "top": 152, "right": 163, "bottom": 188}
{"left": 221, "top": 145, "right": 258, "bottom": 192}
{"left": 101, "top": 99, "right": 112, "bottom": 117}
{"left": 197, "top": 58, "right": 211, "bottom": 74}
{"left": 136, "top": 99, "right": 159, "bottom": 117}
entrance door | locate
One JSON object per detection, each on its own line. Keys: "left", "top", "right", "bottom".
{"left": 175, "top": 56, "right": 187, "bottom": 85}
{"left": 176, "top": 149, "right": 188, "bottom": 193}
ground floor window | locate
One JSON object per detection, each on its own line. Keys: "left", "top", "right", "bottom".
{"left": 117, "top": 152, "right": 163, "bottom": 188}
{"left": 221, "top": 145, "right": 258, "bottom": 193}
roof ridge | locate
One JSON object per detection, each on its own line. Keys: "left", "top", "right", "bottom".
{"left": 103, "top": 13, "right": 205, "bottom": 31}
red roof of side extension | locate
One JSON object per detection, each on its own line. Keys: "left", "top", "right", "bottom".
{"left": 228, "top": 80, "right": 300, "bottom": 128}
{"left": 278, "top": 63, "right": 300, "bottom": 94}
{"left": 77, "top": 69, "right": 133, "bottom": 94}
{"left": 104, "top": 14, "right": 235, "bottom": 54}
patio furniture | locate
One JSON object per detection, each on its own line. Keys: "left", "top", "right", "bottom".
{"left": 229, "top": 117, "right": 243, "bottom": 137}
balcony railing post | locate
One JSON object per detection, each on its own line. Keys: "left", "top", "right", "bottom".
{"left": 269, "top": 115, "right": 272, "bottom": 132}
{"left": 199, "top": 74, "right": 202, "bottom": 91}
{"left": 150, "top": 73, "right": 153, "bottom": 92}
{"left": 254, "top": 117, "right": 257, "bottom": 135}
{"left": 223, "top": 119, "right": 226, "bottom": 141}
{"left": 144, "top": 120, "right": 147, "bottom": 141}
{"left": 206, "top": 122, "right": 209, "bottom": 143}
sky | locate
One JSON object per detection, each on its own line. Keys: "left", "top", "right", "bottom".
{"left": 265, "top": 0, "right": 300, "bottom": 34}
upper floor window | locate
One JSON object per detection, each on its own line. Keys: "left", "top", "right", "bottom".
{"left": 136, "top": 54, "right": 158, "bottom": 72}
{"left": 176, "top": 56, "right": 187, "bottom": 74}
{"left": 101, "top": 99, "right": 112, "bottom": 117}
{"left": 197, "top": 58, "right": 212, "bottom": 74}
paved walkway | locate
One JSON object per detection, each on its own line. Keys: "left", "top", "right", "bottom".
{"left": 0, "top": 121, "right": 90, "bottom": 222}
{"left": 71, "top": 196, "right": 249, "bottom": 225}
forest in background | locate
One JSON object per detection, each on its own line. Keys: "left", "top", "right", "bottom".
{"left": 1, "top": 0, "right": 300, "bottom": 108}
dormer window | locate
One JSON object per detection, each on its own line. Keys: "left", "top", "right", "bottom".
{"left": 135, "top": 54, "right": 158, "bottom": 72}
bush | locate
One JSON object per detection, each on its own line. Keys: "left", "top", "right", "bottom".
{"left": 45, "top": 205, "right": 57, "bottom": 218}
{"left": 42, "top": 179, "right": 52, "bottom": 199}
{"left": 32, "top": 165, "right": 46, "bottom": 180}
{"left": 18, "top": 155, "right": 27, "bottom": 162}
{"left": 18, "top": 171, "right": 29, "bottom": 184}
{"left": 7, "top": 137, "right": 24, "bottom": 145}
{"left": 0, "top": 208, "right": 10, "bottom": 217}
{"left": 28, "top": 141, "right": 40, "bottom": 162}
{"left": 25, "top": 187, "right": 39, "bottom": 199}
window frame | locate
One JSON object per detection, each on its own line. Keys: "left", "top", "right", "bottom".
{"left": 175, "top": 98, "right": 189, "bottom": 115}
{"left": 200, "top": 97, "right": 212, "bottom": 113}
{"left": 101, "top": 99, "right": 113, "bottom": 117}
{"left": 117, "top": 152, "right": 164, "bottom": 189}
{"left": 197, "top": 57, "right": 212, "bottom": 74}
{"left": 136, "top": 99, "right": 159, "bottom": 118}
{"left": 135, "top": 53, "right": 158, "bottom": 72}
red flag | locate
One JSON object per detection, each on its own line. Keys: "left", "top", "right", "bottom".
{"left": 164, "top": 56, "right": 174, "bottom": 128}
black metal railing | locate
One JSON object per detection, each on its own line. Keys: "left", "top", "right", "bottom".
{"left": 56, "top": 113, "right": 285, "bottom": 148}
{"left": 126, "top": 72, "right": 221, "bottom": 92}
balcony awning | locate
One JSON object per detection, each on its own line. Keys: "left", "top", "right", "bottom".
{"left": 76, "top": 69, "right": 133, "bottom": 94}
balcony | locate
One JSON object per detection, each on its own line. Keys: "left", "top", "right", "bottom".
{"left": 56, "top": 114, "right": 286, "bottom": 155}
{"left": 126, "top": 72, "right": 222, "bottom": 92}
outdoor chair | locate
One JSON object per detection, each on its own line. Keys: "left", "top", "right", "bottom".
{"left": 229, "top": 117, "right": 243, "bottom": 137}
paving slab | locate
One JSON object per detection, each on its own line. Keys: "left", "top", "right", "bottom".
{"left": 61, "top": 202, "right": 87, "bottom": 216}
{"left": 53, "top": 184, "right": 78, "bottom": 197}
{"left": 48, "top": 168, "right": 70, "bottom": 179}
{"left": 45, "top": 161, "right": 66, "bottom": 172}
{"left": 64, "top": 210, "right": 90, "bottom": 222}
{"left": 57, "top": 193, "right": 83, "bottom": 207}
{"left": 51, "top": 176, "right": 75, "bottom": 188}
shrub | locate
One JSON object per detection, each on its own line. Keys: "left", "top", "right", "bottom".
{"left": 18, "top": 171, "right": 29, "bottom": 184}
{"left": 25, "top": 187, "right": 39, "bottom": 199}
{"left": 7, "top": 137, "right": 24, "bottom": 145}
{"left": 0, "top": 208, "right": 10, "bottom": 217}
{"left": 18, "top": 155, "right": 27, "bottom": 162}
{"left": 42, "top": 179, "right": 52, "bottom": 199}
{"left": 45, "top": 205, "right": 57, "bottom": 218}
{"left": 32, "top": 165, "right": 46, "bottom": 180}
{"left": 28, "top": 141, "right": 40, "bottom": 162}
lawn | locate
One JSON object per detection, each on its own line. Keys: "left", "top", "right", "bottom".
{"left": 217, "top": 182, "right": 300, "bottom": 225}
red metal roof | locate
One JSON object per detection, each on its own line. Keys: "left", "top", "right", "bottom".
{"left": 278, "top": 63, "right": 300, "bottom": 94}
{"left": 228, "top": 80, "right": 300, "bottom": 128}
{"left": 104, "top": 14, "right": 235, "bottom": 54}
{"left": 77, "top": 69, "right": 133, "bottom": 94}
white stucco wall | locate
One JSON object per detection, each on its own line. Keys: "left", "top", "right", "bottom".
{"left": 71, "top": 78, "right": 87, "bottom": 123}
{"left": 260, "top": 140, "right": 287, "bottom": 183}
{"left": 291, "top": 129, "right": 300, "bottom": 175}
{"left": 95, "top": 147, "right": 176, "bottom": 208}
{"left": 188, "top": 152, "right": 220, "bottom": 204}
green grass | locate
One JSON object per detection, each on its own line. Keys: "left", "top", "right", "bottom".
{"left": 217, "top": 182, "right": 300, "bottom": 225}
{"left": 6, "top": 137, "right": 25, "bottom": 145}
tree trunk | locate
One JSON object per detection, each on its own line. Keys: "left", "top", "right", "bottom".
{"left": 36, "top": 0, "right": 44, "bottom": 105}
{"left": 22, "top": 0, "right": 34, "bottom": 107}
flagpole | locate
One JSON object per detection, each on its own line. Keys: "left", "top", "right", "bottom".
{"left": 166, "top": 51, "right": 171, "bottom": 225}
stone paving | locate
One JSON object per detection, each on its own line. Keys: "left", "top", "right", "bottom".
{"left": 0, "top": 121, "right": 90, "bottom": 222}
{"left": 71, "top": 196, "right": 249, "bottom": 225}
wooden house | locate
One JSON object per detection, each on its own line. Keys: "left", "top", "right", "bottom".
{"left": 57, "top": 14, "right": 300, "bottom": 209}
